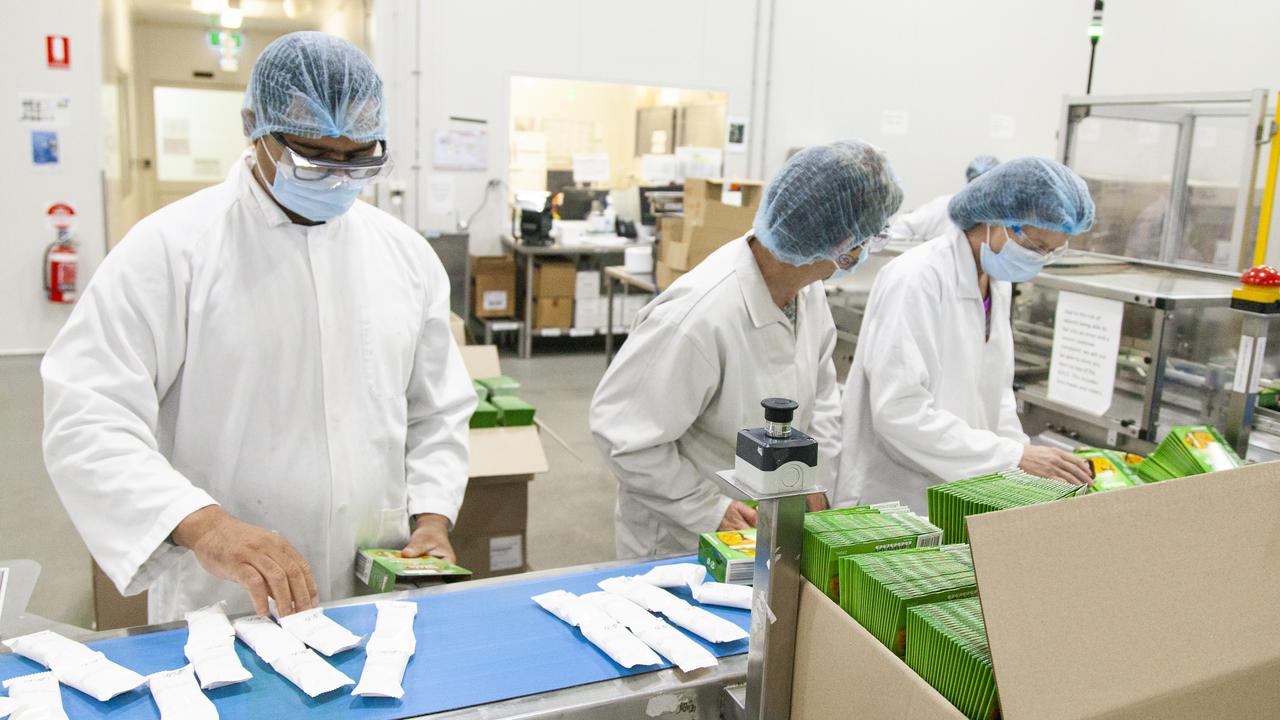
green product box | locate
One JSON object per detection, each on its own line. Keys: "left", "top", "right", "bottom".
{"left": 699, "top": 528, "right": 756, "bottom": 585}
{"left": 473, "top": 380, "right": 490, "bottom": 402}
{"left": 354, "top": 548, "right": 472, "bottom": 593}
{"left": 470, "top": 400, "right": 500, "bottom": 429}
{"left": 492, "top": 396, "right": 536, "bottom": 426}
{"left": 1075, "top": 448, "right": 1141, "bottom": 493}
{"left": 477, "top": 375, "right": 521, "bottom": 398}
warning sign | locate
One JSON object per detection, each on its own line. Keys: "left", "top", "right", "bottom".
{"left": 47, "top": 36, "right": 70, "bottom": 69}
{"left": 46, "top": 202, "right": 76, "bottom": 230}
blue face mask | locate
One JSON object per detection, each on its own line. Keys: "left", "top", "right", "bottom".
{"left": 256, "top": 145, "right": 368, "bottom": 222}
{"left": 979, "top": 226, "right": 1049, "bottom": 282}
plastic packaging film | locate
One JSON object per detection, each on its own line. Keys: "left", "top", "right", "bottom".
{"left": 147, "top": 665, "right": 218, "bottom": 720}
{"left": 636, "top": 563, "right": 706, "bottom": 590}
{"left": 277, "top": 608, "right": 363, "bottom": 657}
{"left": 596, "top": 577, "right": 749, "bottom": 644}
{"left": 2, "top": 631, "right": 146, "bottom": 702}
{"left": 184, "top": 602, "right": 252, "bottom": 690}
{"left": 232, "top": 616, "right": 353, "bottom": 697}
{"left": 531, "top": 590, "right": 662, "bottom": 669}
{"left": 2, "top": 671, "right": 68, "bottom": 720}
{"left": 353, "top": 601, "right": 418, "bottom": 699}
{"left": 580, "top": 592, "right": 717, "bottom": 673}
{"left": 691, "top": 582, "right": 753, "bottom": 610}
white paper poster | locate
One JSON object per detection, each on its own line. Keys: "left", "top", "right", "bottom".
{"left": 1048, "top": 291, "right": 1124, "bottom": 415}
{"left": 989, "top": 114, "right": 1016, "bottom": 140}
{"left": 433, "top": 128, "right": 488, "bottom": 171}
{"left": 880, "top": 110, "right": 910, "bottom": 136}
{"left": 489, "top": 535, "right": 523, "bottom": 572}
{"left": 18, "top": 93, "right": 71, "bottom": 127}
{"left": 572, "top": 153, "right": 611, "bottom": 183}
{"left": 426, "top": 174, "right": 456, "bottom": 216}
{"left": 726, "top": 116, "right": 749, "bottom": 153}
{"left": 640, "top": 154, "right": 678, "bottom": 185}
{"left": 675, "top": 146, "right": 722, "bottom": 180}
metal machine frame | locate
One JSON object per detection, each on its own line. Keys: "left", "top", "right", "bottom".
{"left": 1056, "top": 90, "right": 1271, "bottom": 271}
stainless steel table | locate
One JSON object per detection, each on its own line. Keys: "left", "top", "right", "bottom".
{"left": 499, "top": 236, "right": 652, "bottom": 358}
{"left": 1, "top": 558, "right": 746, "bottom": 720}
{"left": 604, "top": 265, "right": 657, "bottom": 366}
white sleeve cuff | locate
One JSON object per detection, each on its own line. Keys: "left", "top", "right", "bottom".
{"left": 117, "top": 486, "right": 219, "bottom": 596}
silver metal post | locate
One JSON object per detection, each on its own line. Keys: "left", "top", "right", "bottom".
{"left": 521, "top": 251, "right": 535, "bottom": 359}
{"left": 1225, "top": 312, "right": 1273, "bottom": 457}
{"left": 1140, "top": 308, "right": 1175, "bottom": 442}
{"left": 605, "top": 273, "right": 616, "bottom": 365}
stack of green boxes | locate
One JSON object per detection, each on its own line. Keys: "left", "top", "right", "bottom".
{"left": 1136, "top": 425, "right": 1242, "bottom": 482}
{"left": 1257, "top": 380, "right": 1279, "bottom": 410}
{"left": 1074, "top": 447, "right": 1141, "bottom": 493}
{"left": 839, "top": 545, "right": 976, "bottom": 655}
{"left": 927, "top": 469, "right": 1086, "bottom": 544}
{"left": 471, "top": 376, "right": 537, "bottom": 428}
{"left": 801, "top": 504, "right": 943, "bottom": 600}
{"left": 905, "top": 597, "right": 998, "bottom": 720}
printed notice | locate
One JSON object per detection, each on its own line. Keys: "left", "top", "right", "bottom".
{"left": 1048, "top": 291, "right": 1123, "bottom": 415}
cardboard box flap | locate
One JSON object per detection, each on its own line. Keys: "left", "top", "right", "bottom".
{"left": 469, "top": 426, "right": 549, "bottom": 478}
{"left": 968, "top": 463, "right": 1280, "bottom": 720}
{"left": 460, "top": 345, "right": 502, "bottom": 379}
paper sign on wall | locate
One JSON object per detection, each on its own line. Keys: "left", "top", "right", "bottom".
{"left": 572, "top": 153, "right": 611, "bottom": 183}
{"left": 31, "top": 131, "right": 59, "bottom": 166}
{"left": 1047, "top": 291, "right": 1124, "bottom": 415}
{"left": 726, "top": 116, "right": 749, "bottom": 153}
{"left": 426, "top": 174, "right": 456, "bottom": 216}
{"left": 641, "top": 154, "right": 678, "bottom": 184}
{"left": 990, "top": 114, "right": 1017, "bottom": 140}
{"left": 880, "top": 110, "right": 910, "bottom": 136}
{"left": 675, "top": 146, "right": 722, "bottom": 180}
{"left": 433, "top": 128, "right": 488, "bottom": 171}
{"left": 18, "top": 93, "right": 71, "bottom": 127}
{"left": 489, "top": 535, "right": 523, "bottom": 572}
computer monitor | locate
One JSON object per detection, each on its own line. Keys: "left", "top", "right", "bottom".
{"left": 638, "top": 184, "right": 683, "bottom": 225}
{"left": 558, "top": 188, "right": 607, "bottom": 221}
{"left": 545, "top": 170, "right": 576, "bottom": 197}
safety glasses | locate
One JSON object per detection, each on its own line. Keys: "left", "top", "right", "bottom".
{"left": 269, "top": 132, "right": 393, "bottom": 181}
{"left": 833, "top": 225, "right": 891, "bottom": 269}
{"left": 1009, "top": 225, "right": 1069, "bottom": 260}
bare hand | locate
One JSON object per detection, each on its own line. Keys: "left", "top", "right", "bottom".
{"left": 172, "top": 506, "right": 318, "bottom": 617}
{"left": 1018, "top": 445, "right": 1093, "bottom": 486}
{"left": 718, "top": 501, "right": 758, "bottom": 531}
{"left": 401, "top": 513, "right": 456, "bottom": 564}
{"left": 807, "top": 493, "right": 830, "bottom": 513}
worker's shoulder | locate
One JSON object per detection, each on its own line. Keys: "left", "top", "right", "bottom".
{"left": 874, "top": 236, "right": 955, "bottom": 295}
{"left": 646, "top": 251, "right": 744, "bottom": 331}
{"left": 346, "top": 200, "right": 440, "bottom": 261}
{"left": 121, "top": 180, "right": 240, "bottom": 252}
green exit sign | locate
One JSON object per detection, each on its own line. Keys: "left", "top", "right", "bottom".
{"left": 208, "top": 31, "right": 243, "bottom": 48}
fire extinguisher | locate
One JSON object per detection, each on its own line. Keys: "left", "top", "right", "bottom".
{"left": 45, "top": 228, "right": 77, "bottom": 304}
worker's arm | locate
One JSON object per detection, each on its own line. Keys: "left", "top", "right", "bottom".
{"left": 589, "top": 312, "right": 734, "bottom": 537}
{"left": 805, "top": 292, "right": 842, "bottom": 510}
{"left": 401, "top": 258, "right": 477, "bottom": 563}
{"left": 42, "top": 225, "right": 315, "bottom": 616}
{"left": 861, "top": 278, "right": 1024, "bottom": 480}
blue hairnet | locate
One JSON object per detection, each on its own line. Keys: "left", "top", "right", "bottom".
{"left": 753, "top": 140, "right": 904, "bottom": 266}
{"left": 948, "top": 157, "right": 1095, "bottom": 235}
{"left": 965, "top": 155, "right": 1000, "bottom": 183}
{"left": 243, "top": 31, "right": 386, "bottom": 141}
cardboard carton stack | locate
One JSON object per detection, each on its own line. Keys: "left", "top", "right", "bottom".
{"left": 656, "top": 178, "right": 763, "bottom": 289}
{"left": 532, "top": 261, "right": 575, "bottom": 331}
{"left": 471, "top": 255, "right": 517, "bottom": 319}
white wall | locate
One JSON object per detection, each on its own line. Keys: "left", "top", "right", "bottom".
{"left": 373, "top": 0, "right": 758, "bottom": 254}
{"left": 1, "top": 2, "right": 106, "bottom": 354}
{"left": 761, "top": 0, "right": 1095, "bottom": 213}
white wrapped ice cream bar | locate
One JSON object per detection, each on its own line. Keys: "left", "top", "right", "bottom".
{"left": 532, "top": 590, "right": 662, "bottom": 669}
{"left": 352, "top": 601, "right": 418, "bottom": 699}
{"left": 2, "top": 671, "right": 68, "bottom": 720}
{"left": 692, "top": 581, "right": 753, "bottom": 610}
{"left": 184, "top": 602, "right": 252, "bottom": 690}
{"left": 278, "top": 608, "right": 362, "bottom": 657}
{"left": 147, "top": 666, "right": 218, "bottom": 720}
{"left": 2, "top": 631, "right": 146, "bottom": 702}
{"left": 581, "top": 592, "right": 717, "bottom": 673}
{"left": 597, "top": 577, "right": 748, "bottom": 644}
{"left": 233, "top": 616, "right": 353, "bottom": 697}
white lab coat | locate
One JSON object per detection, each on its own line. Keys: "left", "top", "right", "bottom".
{"left": 835, "top": 226, "right": 1027, "bottom": 513}
{"left": 591, "top": 236, "right": 842, "bottom": 558}
{"left": 887, "top": 194, "right": 955, "bottom": 243}
{"left": 41, "top": 151, "right": 476, "bottom": 623}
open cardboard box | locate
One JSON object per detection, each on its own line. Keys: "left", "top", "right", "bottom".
{"left": 456, "top": 345, "right": 549, "bottom": 578}
{"left": 792, "top": 461, "right": 1280, "bottom": 720}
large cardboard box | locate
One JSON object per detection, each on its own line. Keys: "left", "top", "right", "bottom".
{"left": 664, "top": 223, "right": 741, "bottom": 271}
{"left": 456, "top": 345, "right": 549, "bottom": 578}
{"left": 683, "top": 178, "right": 763, "bottom": 230}
{"left": 533, "top": 297, "right": 573, "bottom": 330}
{"left": 656, "top": 260, "right": 685, "bottom": 291}
{"left": 792, "top": 463, "right": 1280, "bottom": 720}
{"left": 471, "top": 254, "right": 517, "bottom": 318}
{"left": 448, "top": 312, "right": 466, "bottom": 346}
{"left": 92, "top": 561, "right": 148, "bottom": 630}
{"left": 534, "top": 261, "right": 576, "bottom": 298}
{"left": 657, "top": 216, "right": 684, "bottom": 247}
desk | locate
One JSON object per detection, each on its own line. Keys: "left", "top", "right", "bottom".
{"left": 500, "top": 236, "right": 651, "bottom": 358}
{"left": 604, "top": 265, "right": 657, "bottom": 365}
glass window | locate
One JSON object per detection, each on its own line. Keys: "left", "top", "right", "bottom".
{"left": 153, "top": 86, "right": 247, "bottom": 183}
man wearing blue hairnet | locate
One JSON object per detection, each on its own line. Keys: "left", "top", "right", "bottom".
{"left": 837, "top": 157, "right": 1094, "bottom": 513}
{"left": 42, "top": 32, "right": 475, "bottom": 622}
{"left": 591, "top": 141, "right": 903, "bottom": 557}
{"left": 887, "top": 155, "right": 1000, "bottom": 245}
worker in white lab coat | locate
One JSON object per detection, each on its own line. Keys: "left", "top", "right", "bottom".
{"left": 837, "top": 157, "right": 1096, "bottom": 512}
{"left": 592, "top": 141, "right": 904, "bottom": 558}
{"left": 41, "top": 32, "right": 475, "bottom": 623}
{"left": 887, "top": 155, "right": 999, "bottom": 244}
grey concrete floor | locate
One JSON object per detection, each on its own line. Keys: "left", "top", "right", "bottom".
{"left": 0, "top": 347, "right": 617, "bottom": 629}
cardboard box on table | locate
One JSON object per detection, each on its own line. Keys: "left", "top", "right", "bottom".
{"left": 533, "top": 297, "right": 573, "bottom": 331}
{"left": 534, "top": 261, "right": 577, "bottom": 298}
{"left": 471, "top": 254, "right": 517, "bottom": 318}
{"left": 656, "top": 260, "right": 685, "bottom": 291}
{"left": 662, "top": 178, "right": 763, "bottom": 272}
{"left": 456, "top": 345, "right": 549, "bottom": 578}
{"left": 791, "top": 462, "right": 1280, "bottom": 720}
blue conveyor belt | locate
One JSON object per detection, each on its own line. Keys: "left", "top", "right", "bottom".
{"left": 0, "top": 557, "right": 749, "bottom": 718}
